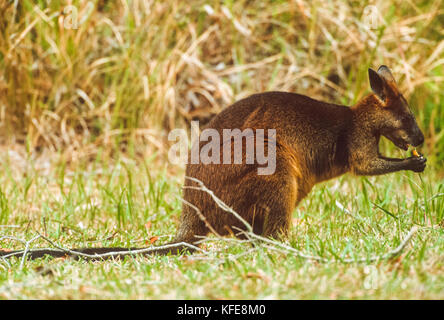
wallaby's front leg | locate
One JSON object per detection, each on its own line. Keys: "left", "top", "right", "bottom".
{"left": 352, "top": 155, "right": 427, "bottom": 176}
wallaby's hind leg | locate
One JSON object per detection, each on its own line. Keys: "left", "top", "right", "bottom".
{"left": 174, "top": 202, "right": 210, "bottom": 247}
{"left": 261, "top": 202, "right": 292, "bottom": 240}
{"left": 260, "top": 185, "right": 299, "bottom": 240}
{"left": 239, "top": 169, "right": 299, "bottom": 240}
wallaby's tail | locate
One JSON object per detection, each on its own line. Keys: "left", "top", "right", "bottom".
{"left": 0, "top": 242, "right": 196, "bottom": 261}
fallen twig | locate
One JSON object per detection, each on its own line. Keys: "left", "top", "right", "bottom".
{"left": 20, "top": 235, "right": 41, "bottom": 270}
{"left": 185, "top": 177, "right": 419, "bottom": 264}
{"left": 184, "top": 176, "right": 253, "bottom": 232}
{"left": 1, "top": 233, "right": 207, "bottom": 261}
{"left": 0, "top": 178, "right": 419, "bottom": 266}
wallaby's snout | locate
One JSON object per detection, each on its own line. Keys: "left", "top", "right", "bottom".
{"left": 393, "top": 111, "right": 425, "bottom": 149}
{"left": 410, "top": 125, "right": 425, "bottom": 147}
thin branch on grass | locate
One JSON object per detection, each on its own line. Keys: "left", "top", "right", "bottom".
{"left": 193, "top": 235, "right": 255, "bottom": 246}
{"left": 185, "top": 177, "right": 419, "bottom": 264}
{"left": 377, "top": 226, "right": 418, "bottom": 260}
{"left": 178, "top": 196, "right": 222, "bottom": 237}
{"left": 0, "top": 233, "right": 207, "bottom": 261}
{"left": 183, "top": 247, "right": 259, "bottom": 266}
{"left": 0, "top": 178, "right": 419, "bottom": 265}
{"left": 0, "top": 235, "right": 28, "bottom": 244}
{"left": 184, "top": 176, "right": 253, "bottom": 232}
{"left": 0, "top": 235, "right": 42, "bottom": 268}
{"left": 248, "top": 227, "right": 418, "bottom": 264}
{"left": 19, "top": 235, "right": 41, "bottom": 270}
{"left": 233, "top": 227, "right": 328, "bottom": 262}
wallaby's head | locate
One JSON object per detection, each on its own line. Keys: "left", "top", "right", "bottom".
{"left": 368, "top": 65, "right": 424, "bottom": 150}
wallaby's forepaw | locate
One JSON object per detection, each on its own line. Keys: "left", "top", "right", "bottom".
{"left": 406, "top": 156, "right": 427, "bottom": 173}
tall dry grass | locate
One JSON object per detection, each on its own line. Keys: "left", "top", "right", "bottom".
{"left": 0, "top": 0, "right": 443, "bottom": 166}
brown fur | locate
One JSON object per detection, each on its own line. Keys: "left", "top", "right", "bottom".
{"left": 0, "top": 66, "right": 426, "bottom": 260}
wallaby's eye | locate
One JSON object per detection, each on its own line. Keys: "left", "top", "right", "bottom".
{"left": 400, "top": 114, "right": 416, "bottom": 129}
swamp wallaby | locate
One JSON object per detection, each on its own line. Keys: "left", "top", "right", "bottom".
{"left": 0, "top": 65, "right": 426, "bottom": 260}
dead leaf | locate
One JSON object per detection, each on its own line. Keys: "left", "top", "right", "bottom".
{"left": 150, "top": 236, "right": 158, "bottom": 244}
{"left": 245, "top": 271, "right": 271, "bottom": 283}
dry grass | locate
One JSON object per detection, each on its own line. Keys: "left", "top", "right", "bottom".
{"left": 0, "top": 0, "right": 443, "bottom": 166}
{"left": 1, "top": 1, "right": 443, "bottom": 300}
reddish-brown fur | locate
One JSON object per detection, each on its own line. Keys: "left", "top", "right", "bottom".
{"left": 0, "top": 65, "right": 426, "bottom": 260}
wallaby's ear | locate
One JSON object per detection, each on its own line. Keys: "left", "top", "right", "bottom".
{"left": 377, "top": 65, "right": 396, "bottom": 84}
{"left": 368, "top": 68, "right": 386, "bottom": 102}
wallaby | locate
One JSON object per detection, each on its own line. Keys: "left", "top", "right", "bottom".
{"left": 0, "top": 65, "right": 426, "bottom": 260}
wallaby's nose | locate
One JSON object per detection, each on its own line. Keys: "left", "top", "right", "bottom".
{"left": 418, "top": 135, "right": 424, "bottom": 146}
{"left": 415, "top": 133, "right": 425, "bottom": 146}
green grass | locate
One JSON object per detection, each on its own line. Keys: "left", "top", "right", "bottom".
{"left": 0, "top": 0, "right": 443, "bottom": 300}
{"left": 0, "top": 150, "right": 442, "bottom": 299}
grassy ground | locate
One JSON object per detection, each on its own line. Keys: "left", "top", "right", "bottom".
{"left": 0, "top": 148, "right": 442, "bottom": 299}
{"left": 0, "top": 0, "right": 443, "bottom": 299}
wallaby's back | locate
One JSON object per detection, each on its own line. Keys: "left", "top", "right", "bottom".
{"left": 177, "top": 91, "right": 354, "bottom": 242}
